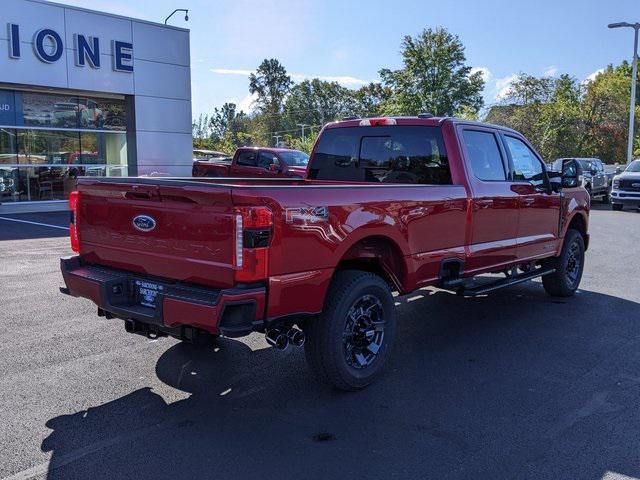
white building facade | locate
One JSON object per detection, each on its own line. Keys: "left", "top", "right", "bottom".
{"left": 0, "top": 0, "right": 192, "bottom": 212}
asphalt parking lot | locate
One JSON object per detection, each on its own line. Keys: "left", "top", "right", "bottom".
{"left": 1, "top": 206, "right": 639, "bottom": 480}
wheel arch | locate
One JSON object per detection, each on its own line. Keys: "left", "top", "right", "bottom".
{"left": 334, "top": 234, "right": 408, "bottom": 294}
{"left": 564, "top": 212, "right": 589, "bottom": 250}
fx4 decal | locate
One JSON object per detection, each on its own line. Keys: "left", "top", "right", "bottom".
{"left": 285, "top": 206, "right": 329, "bottom": 223}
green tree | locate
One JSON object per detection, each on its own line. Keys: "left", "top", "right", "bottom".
{"left": 249, "top": 59, "right": 292, "bottom": 144}
{"left": 192, "top": 113, "right": 211, "bottom": 148}
{"left": 485, "top": 74, "right": 583, "bottom": 161}
{"left": 283, "top": 79, "right": 355, "bottom": 129}
{"left": 579, "top": 62, "right": 639, "bottom": 163}
{"left": 351, "top": 82, "right": 391, "bottom": 118}
{"left": 379, "top": 27, "right": 485, "bottom": 116}
{"left": 284, "top": 129, "right": 319, "bottom": 154}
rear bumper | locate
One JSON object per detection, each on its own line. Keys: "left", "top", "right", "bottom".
{"left": 60, "top": 256, "right": 266, "bottom": 337}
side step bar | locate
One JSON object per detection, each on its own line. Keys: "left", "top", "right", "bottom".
{"left": 459, "top": 268, "right": 556, "bottom": 297}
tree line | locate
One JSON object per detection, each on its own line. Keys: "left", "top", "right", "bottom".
{"left": 193, "top": 27, "right": 639, "bottom": 164}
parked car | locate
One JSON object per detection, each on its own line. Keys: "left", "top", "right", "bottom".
{"left": 193, "top": 149, "right": 230, "bottom": 161}
{"left": 551, "top": 157, "right": 612, "bottom": 202}
{"left": 610, "top": 159, "right": 640, "bottom": 210}
{"left": 61, "top": 116, "right": 589, "bottom": 391}
{"left": 192, "top": 147, "right": 309, "bottom": 178}
{"left": 0, "top": 166, "right": 18, "bottom": 199}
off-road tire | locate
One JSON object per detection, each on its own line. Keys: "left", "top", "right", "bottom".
{"left": 542, "top": 229, "right": 585, "bottom": 297}
{"left": 304, "top": 270, "right": 396, "bottom": 391}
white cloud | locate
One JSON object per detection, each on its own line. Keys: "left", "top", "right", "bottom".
{"left": 494, "top": 74, "right": 518, "bottom": 100}
{"left": 210, "top": 68, "right": 370, "bottom": 87}
{"left": 584, "top": 68, "right": 605, "bottom": 84}
{"left": 210, "top": 68, "right": 255, "bottom": 76}
{"left": 543, "top": 65, "right": 558, "bottom": 77}
{"left": 470, "top": 67, "right": 492, "bottom": 83}
{"left": 235, "top": 93, "right": 257, "bottom": 113}
{"left": 292, "top": 74, "right": 370, "bottom": 86}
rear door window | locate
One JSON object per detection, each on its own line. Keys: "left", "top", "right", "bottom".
{"left": 462, "top": 130, "right": 507, "bottom": 181}
{"left": 308, "top": 126, "right": 451, "bottom": 184}
{"left": 236, "top": 150, "right": 258, "bottom": 167}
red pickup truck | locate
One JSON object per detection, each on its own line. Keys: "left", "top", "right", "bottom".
{"left": 61, "top": 116, "right": 589, "bottom": 390}
{"left": 192, "top": 147, "right": 309, "bottom": 178}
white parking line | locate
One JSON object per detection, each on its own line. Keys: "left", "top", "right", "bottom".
{"left": 0, "top": 216, "right": 69, "bottom": 230}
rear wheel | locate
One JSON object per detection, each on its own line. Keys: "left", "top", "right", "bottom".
{"left": 542, "top": 229, "right": 585, "bottom": 297}
{"left": 612, "top": 203, "right": 623, "bottom": 211}
{"left": 304, "top": 270, "right": 396, "bottom": 391}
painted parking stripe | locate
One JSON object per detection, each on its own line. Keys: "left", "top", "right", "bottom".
{"left": 0, "top": 216, "right": 69, "bottom": 230}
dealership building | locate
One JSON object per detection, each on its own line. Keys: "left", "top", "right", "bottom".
{"left": 0, "top": 0, "right": 192, "bottom": 213}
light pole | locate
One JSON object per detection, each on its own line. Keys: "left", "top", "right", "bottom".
{"left": 164, "top": 9, "right": 189, "bottom": 25}
{"left": 297, "top": 124, "right": 308, "bottom": 142}
{"left": 608, "top": 22, "right": 640, "bottom": 164}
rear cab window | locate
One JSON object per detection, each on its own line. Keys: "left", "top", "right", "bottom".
{"left": 308, "top": 126, "right": 451, "bottom": 184}
{"left": 236, "top": 150, "right": 258, "bottom": 167}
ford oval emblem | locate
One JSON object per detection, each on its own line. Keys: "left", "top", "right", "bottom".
{"left": 132, "top": 215, "right": 156, "bottom": 232}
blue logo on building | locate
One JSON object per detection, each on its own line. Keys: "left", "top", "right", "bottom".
{"left": 6, "top": 23, "right": 133, "bottom": 73}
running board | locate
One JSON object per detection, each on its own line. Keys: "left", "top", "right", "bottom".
{"left": 459, "top": 268, "right": 556, "bottom": 297}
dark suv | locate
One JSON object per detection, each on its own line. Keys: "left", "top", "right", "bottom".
{"left": 552, "top": 158, "right": 610, "bottom": 201}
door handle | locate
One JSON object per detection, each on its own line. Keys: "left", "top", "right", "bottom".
{"left": 473, "top": 199, "right": 493, "bottom": 210}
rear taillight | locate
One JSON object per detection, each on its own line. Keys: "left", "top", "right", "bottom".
{"left": 359, "top": 117, "right": 397, "bottom": 126}
{"left": 234, "top": 206, "right": 273, "bottom": 283}
{"left": 69, "top": 190, "right": 80, "bottom": 253}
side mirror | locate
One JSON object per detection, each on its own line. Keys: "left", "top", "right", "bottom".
{"left": 548, "top": 171, "right": 562, "bottom": 192}
{"left": 561, "top": 159, "right": 580, "bottom": 188}
{"left": 616, "top": 166, "right": 623, "bottom": 174}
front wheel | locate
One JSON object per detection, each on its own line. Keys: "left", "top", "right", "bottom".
{"left": 304, "top": 270, "right": 396, "bottom": 391}
{"left": 542, "top": 229, "right": 585, "bottom": 297}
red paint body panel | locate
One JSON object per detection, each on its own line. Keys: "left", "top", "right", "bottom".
{"left": 64, "top": 117, "right": 590, "bottom": 335}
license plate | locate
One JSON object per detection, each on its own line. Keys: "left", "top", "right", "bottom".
{"left": 135, "top": 280, "right": 163, "bottom": 308}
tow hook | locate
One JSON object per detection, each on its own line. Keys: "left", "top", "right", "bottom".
{"left": 265, "top": 327, "right": 305, "bottom": 350}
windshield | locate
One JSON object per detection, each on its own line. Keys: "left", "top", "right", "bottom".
{"left": 626, "top": 160, "right": 640, "bottom": 173}
{"left": 279, "top": 150, "right": 309, "bottom": 166}
{"left": 577, "top": 159, "right": 593, "bottom": 170}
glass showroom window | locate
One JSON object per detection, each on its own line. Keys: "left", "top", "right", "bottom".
{"left": 0, "top": 90, "right": 129, "bottom": 202}
{"left": 15, "top": 130, "right": 80, "bottom": 201}
{"left": 0, "top": 129, "right": 18, "bottom": 200}
{"left": 80, "top": 132, "right": 128, "bottom": 176}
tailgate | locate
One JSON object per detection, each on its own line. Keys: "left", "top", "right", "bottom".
{"left": 76, "top": 179, "right": 236, "bottom": 289}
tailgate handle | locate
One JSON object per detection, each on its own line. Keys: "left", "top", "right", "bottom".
{"left": 124, "top": 191, "right": 155, "bottom": 200}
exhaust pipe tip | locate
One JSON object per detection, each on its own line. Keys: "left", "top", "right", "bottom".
{"left": 287, "top": 327, "right": 305, "bottom": 348}
{"left": 265, "top": 329, "right": 289, "bottom": 351}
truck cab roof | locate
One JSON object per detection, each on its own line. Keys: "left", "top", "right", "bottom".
{"left": 325, "top": 115, "right": 521, "bottom": 136}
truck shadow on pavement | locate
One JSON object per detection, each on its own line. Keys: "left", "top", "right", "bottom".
{"left": 41, "top": 284, "right": 640, "bottom": 480}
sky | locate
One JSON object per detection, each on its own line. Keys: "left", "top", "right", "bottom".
{"left": 61, "top": 0, "right": 639, "bottom": 118}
